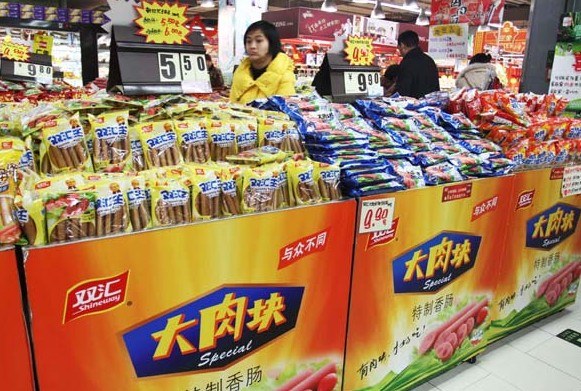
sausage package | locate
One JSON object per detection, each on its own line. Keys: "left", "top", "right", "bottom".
{"left": 93, "top": 178, "right": 130, "bottom": 237}
{"left": 126, "top": 175, "right": 151, "bottom": 232}
{"left": 233, "top": 118, "right": 258, "bottom": 153}
{"left": 313, "top": 162, "right": 341, "bottom": 201}
{"left": 208, "top": 119, "right": 236, "bottom": 162}
{"left": 287, "top": 160, "right": 322, "bottom": 206}
{"left": 14, "top": 192, "right": 45, "bottom": 246}
{"left": 129, "top": 126, "right": 146, "bottom": 172}
{"left": 45, "top": 190, "right": 96, "bottom": 244}
{"left": 89, "top": 110, "right": 131, "bottom": 172}
{"left": 189, "top": 165, "right": 221, "bottom": 220}
{"left": 136, "top": 121, "right": 182, "bottom": 168}
{"left": 241, "top": 166, "right": 278, "bottom": 214}
{"left": 41, "top": 113, "right": 91, "bottom": 173}
{"left": 258, "top": 118, "right": 286, "bottom": 149}
{"left": 174, "top": 118, "right": 211, "bottom": 163}
{"left": 151, "top": 179, "right": 191, "bottom": 227}
{"left": 219, "top": 166, "right": 242, "bottom": 216}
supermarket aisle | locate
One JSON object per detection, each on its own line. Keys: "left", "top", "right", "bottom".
{"left": 416, "top": 291, "right": 581, "bottom": 391}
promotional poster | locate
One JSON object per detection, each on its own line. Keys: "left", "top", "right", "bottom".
{"left": 25, "top": 201, "right": 356, "bottom": 391}
{"left": 344, "top": 177, "right": 513, "bottom": 391}
{"left": 431, "top": 0, "right": 505, "bottom": 26}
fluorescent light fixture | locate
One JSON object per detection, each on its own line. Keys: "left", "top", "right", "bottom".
{"left": 321, "top": 0, "right": 337, "bottom": 12}
{"left": 200, "top": 0, "right": 215, "bottom": 8}
{"left": 357, "top": 1, "right": 430, "bottom": 15}
{"left": 370, "top": 0, "right": 385, "bottom": 18}
{"left": 416, "top": 8, "right": 429, "bottom": 25}
{"left": 352, "top": 0, "right": 368, "bottom": 3}
{"left": 404, "top": 0, "right": 419, "bottom": 9}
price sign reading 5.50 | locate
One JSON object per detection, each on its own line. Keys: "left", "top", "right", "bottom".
{"left": 157, "top": 52, "right": 208, "bottom": 83}
{"left": 344, "top": 71, "right": 382, "bottom": 97}
{"left": 359, "top": 197, "right": 395, "bottom": 233}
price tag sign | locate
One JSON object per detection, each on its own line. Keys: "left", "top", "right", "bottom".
{"left": 157, "top": 52, "right": 211, "bottom": 92}
{"left": 562, "top": 165, "right": 581, "bottom": 197}
{"left": 13, "top": 61, "right": 53, "bottom": 84}
{"left": 344, "top": 71, "right": 381, "bottom": 96}
{"left": 359, "top": 197, "right": 395, "bottom": 233}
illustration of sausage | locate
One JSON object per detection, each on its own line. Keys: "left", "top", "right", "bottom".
{"left": 435, "top": 341, "right": 454, "bottom": 361}
{"left": 276, "top": 369, "right": 313, "bottom": 391}
{"left": 288, "top": 363, "right": 337, "bottom": 391}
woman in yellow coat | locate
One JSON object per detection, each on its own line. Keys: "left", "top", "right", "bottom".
{"left": 230, "top": 21, "right": 296, "bottom": 104}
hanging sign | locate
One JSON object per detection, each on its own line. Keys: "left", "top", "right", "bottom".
{"left": 431, "top": 0, "right": 505, "bottom": 26}
{"left": 134, "top": 1, "right": 191, "bottom": 45}
{"left": 32, "top": 33, "right": 54, "bottom": 56}
{"left": 344, "top": 35, "right": 375, "bottom": 66}
{"left": 428, "top": 23, "right": 469, "bottom": 59}
{"left": 0, "top": 37, "right": 30, "bottom": 61}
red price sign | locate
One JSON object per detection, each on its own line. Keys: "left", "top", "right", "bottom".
{"left": 359, "top": 198, "right": 395, "bottom": 233}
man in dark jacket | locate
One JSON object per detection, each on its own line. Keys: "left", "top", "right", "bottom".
{"left": 396, "top": 30, "right": 440, "bottom": 99}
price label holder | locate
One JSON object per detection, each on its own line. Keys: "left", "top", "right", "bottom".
{"left": 562, "top": 165, "right": 581, "bottom": 198}
{"left": 358, "top": 197, "right": 395, "bottom": 234}
{"left": 107, "top": 25, "right": 211, "bottom": 96}
{"left": 312, "top": 53, "right": 381, "bottom": 103}
{"left": 0, "top": 53, "right": 53, "bottom": 85}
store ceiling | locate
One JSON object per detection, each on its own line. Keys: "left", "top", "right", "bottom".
{"left": 68, "top": 0, "right": 532, "bottom": 24}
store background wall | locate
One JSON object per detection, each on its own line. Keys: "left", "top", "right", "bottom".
{"left": 520, "top": 0, "right": 572, "bottom": 93}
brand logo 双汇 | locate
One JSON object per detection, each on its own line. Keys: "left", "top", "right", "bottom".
{"left": 392, "top": 232, "right": 481, "bottom": 293}
{"left": 526, "top": 203, "right": 580, "bottom": 250}
{"left": 63, "top": 271, "right": 129, "bottom": 323}
{"left": 123, "top": 286, "right": 304, "bottom": 378}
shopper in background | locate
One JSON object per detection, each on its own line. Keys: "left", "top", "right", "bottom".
{"left": 456, "top": 53, "right": 500, "bottom": 90}
{"left": 395, "top": 30, "right": 440, "bottom": 99}
{"left": 230, "top": 20, "right": 296, "bottom": 104}
{"left": 382, "top": 64, "right": 400, "bottom": 96}
{"left": 206, "top": 53, "right": 224, "bottom": 90}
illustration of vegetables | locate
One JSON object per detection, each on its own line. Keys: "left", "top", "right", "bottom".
{"left": 419, "top": 298, "right": 489, "bottom": 362}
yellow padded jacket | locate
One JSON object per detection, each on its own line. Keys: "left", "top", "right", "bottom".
{"left": 230, "top": 52, "right": 296, "bottom": 104}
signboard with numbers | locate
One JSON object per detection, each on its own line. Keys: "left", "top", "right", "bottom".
{"left": 313, "top": 53, "right": 382, "bottom": 102}
{"left": 0, "top": 53, "right": 53, "bottom": 85}
{"left": 107, "top": 25, "right": 211, "bottom": 95}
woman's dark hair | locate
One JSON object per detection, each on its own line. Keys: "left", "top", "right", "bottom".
{"left": 384, "top": 64, "right": 400, "bottom": 82}
{"left": 244, "top": 20, "right": 282, "bottom": 57}
{"left": 397, "top": 30, "right": 419, "bottom": 48}
{"left": 470, "top": 53, "right": 492, "bottom": 65}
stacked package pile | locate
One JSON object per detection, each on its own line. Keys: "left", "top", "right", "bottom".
{"left": 447, "top": 89, "right": 581, "bottom": 168}
{"left": 0, "top": 94, "right": 341, "bottom": 247}
{"left": 256, "top": 93, "right": 514, "bottom": 197}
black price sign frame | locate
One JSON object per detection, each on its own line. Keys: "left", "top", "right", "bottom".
{"left": 0, "top": 53, "right": 53, "bottom": 84}
{"left": 107, "top": 25, "right": 210, "bottom": 96}
{"left": 312, "top": 53, "right": 381, "bottom": 103}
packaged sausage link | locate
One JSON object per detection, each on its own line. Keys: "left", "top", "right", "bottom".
{"left": 258, "top": 118, "right": 286, "bottom": 149}
{"left": 241, "top": 167, "right": 278, "bottom": 214}
{"left": 136, "top": 120, "right": 182, "bottom": 168}
{"left": 93, "top": 178, "right": 130, "bottom": 237}
{"left": 313, "top": 162, "right": 341, "bottom": 201}
{"left": 207, "top": 119, "right": 236, "bottom": 162}
{"left": 287, "top": 160, "right": 322, "bottom": 206}
{"left": 280, "top": 120, "right": 304, "bottom": 153}
{"left": 45, "top": 190, "right": 96, "bottom": 244}
{"left": 233, "top": 118, "right": 258, "bottom": 153}
{"left": 225, "top": 146, "right": 287, "bottom": 166}
{"left": 277, "top": 163, "right": 294, "bottom": 208}
{"left": 41, "top": 113, "right": 91, "bottom": 173}
{"left": 151, "top": 179, "right": 191, "bottom": 227}
{"left": 189, "top": 165, "right": 222, "bottom": 220}
{"left": 0, "top": 142, "right": 26, "bottom": 244}
{"left": 174, "top": 118, "right": 211, "bottom": 163}
{"left": 14, "top": 193, "right": 45, "bottom": 246}
{"left": 129, "top": 126, "right": 146, "bottom": 172}
{"left": 219, "top": 166, "right": 241, "bottom": 217}
{"left": 126, "top": 175, "right": 152, "bottom": 232}
{"left": 89, "top": 110, "right": 131, "bottom": 172}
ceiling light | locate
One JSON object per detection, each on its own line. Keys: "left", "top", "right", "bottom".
{"left": 200, "top": 0, "right": 215, "bottom": 8}
{"left": 478, "top": 25, "right": 491, "bottom": 32}
{"left": 404, "top": 0, "right": 419, "bottom": 9}
{"left": 321, "top": 0, "right": 337, "bottom": 12}
{"left": 416, "top": 8, "right": 429, "bottom": 25}
{"left": 370, "top": 0, "right": 385, "bottom": 19}
{"left": 352, "top": 0, "right": 368, "bottom": 3}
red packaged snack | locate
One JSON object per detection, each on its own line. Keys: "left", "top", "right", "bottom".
{"left": 526, "top": 121, "right": 549, "bottom": 141}
{"left": 463, "top": 89, "right": 482, "bottom": 121}
{"left": 565, "top": 119, "right": 581, "bottom": 139}
{"left": 546, "top": 118, "right": 570, "bottom": 140}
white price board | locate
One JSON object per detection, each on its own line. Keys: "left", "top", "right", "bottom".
{"left": 428, "top": 23, "right": 469, "bottom": 60}
{"left": 13, "top": 61, "right": 53, "bottom": 84}
{"left": 344, "top": 71, "right": 382, "bottom": 96}
{"left": 562, "top": 165, "right": 581, "bottom": 197}
{"left": 359, "top": 197, "right": 395, "bottom": 233}
{"left": 157, "top": 52, "right": 211, "bottom": 91}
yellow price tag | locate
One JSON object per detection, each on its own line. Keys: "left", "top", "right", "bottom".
{"left": 33, "top": 34, "right": 54, "bottom": 56}
{"left": 344, "top": 35, "right": 375, "bottom": 66}
{"left": 135, "top": 1, "right": 191, "bottom": 45}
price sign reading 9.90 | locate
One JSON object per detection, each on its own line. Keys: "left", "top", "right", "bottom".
{"left": 344, "top": 71, "right": 382, "bottom": 97}
{"left": 359, "top": 197, "right": 395, "bottom": 233}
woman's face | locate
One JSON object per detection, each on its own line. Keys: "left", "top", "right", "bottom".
{"left": 245, "top": 29, "right": 270, "bottom": 63}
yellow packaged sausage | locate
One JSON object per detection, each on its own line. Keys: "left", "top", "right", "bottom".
{"left": 189, "top": 165, "right": 222, "bottom": 220}
{"left": 313, "top": 162, "right": 341, "bottom": 201}
{"left": 89, "top": 110, "right": 132, "bottom": 172}
{"left": 287, "top": 159, "right": 322, "bottom": 206}
{"left": 41, "top": 113, "right": 91, "bottom": 173}
{"left": 174, "top": 118, "right": 211, "bottom": 163}
{"left": 136, "top": 121, "right": 182, "bottom": 168}
{"left": 151, "top": 179, "right": 191, "bottom": 227}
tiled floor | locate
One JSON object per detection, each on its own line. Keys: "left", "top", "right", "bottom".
{"left": 414, "top": 291, "right": 581, "bottom": 391}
